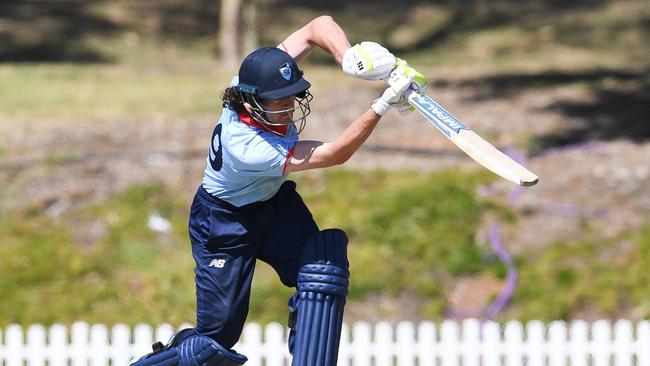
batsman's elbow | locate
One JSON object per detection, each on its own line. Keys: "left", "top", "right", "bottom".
{"left": 311, "top": 15, "right": 336, "bottom": 26}
{"left": 329, "top": 151, "right": 352, "bottom": 166}
{"left": 316, "top": 144, "right": 350, "bottom": 167}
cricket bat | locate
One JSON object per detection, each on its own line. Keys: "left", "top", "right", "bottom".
{"left": 408, "top": 92, "right": 539, "bottom": 186}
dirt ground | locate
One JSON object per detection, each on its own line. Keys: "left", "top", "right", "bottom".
{"left": 1, "top": 70, "right": 648, "bottom": 320}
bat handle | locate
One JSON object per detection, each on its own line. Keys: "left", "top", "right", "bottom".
{"left": 404, "top": 89, "right": 418, "bottom": 101}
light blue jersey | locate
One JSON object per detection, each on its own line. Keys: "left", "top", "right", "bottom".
{"left": 202, "top": 105, "right": 298, "bottom": 207}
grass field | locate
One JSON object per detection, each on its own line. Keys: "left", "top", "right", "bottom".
{"left": 1, "top": 168, "right": 649, "bottom": 326}
{"left": 0, "top": 170, "right": 501, "bottom": 325}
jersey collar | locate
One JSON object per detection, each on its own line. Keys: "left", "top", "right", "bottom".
{"left": 238, "top": 110, "right": 288, "bottom": 135}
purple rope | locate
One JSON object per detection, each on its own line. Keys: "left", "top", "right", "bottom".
{"left": 478, "top": 143, "right": 609, "bottom": 338}
{"left": 447, "top": 146, "right": 528, "bottom": 329}
{"left": 480, "top": 146, "right": 525, "bottom": 336}
{"left": 484, "top": 223, "right": 518, "bottom": 320}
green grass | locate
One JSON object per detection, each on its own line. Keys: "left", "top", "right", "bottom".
{"left": 0, "top": 169, "right": 502, "bottom": 326}
{"left": 2, "top": 170, "right": 650, "bottom": 326}
{"left": 514, "top": 224, "right": 650, "bottom": 321}
{"left": 0, "top": 30, "right": 232, "bottom": 123}
{"left": 292, "top": 169, "right": 504, "bottom": 320}
{"left": 0, "top": 62, "right": 228, "bottom": 123}
{"left": 0, "top": 36, "right": 347, "bottom": 125}
{"left": 0, "top": 183, "right": 197, "bottom": 326}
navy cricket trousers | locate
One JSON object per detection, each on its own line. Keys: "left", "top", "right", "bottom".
{"left": 188, "top": 181, "right": 319, "bottom": 349}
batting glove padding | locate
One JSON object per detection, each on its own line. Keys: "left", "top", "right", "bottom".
{"left": 386, "top": 58, "right": 428, "bottom": 115}
{"left": 371, "top": 71, "right": 415, "bottom": 116}
{"left": 342, "top": 42, "right": 397, "bottom": 80}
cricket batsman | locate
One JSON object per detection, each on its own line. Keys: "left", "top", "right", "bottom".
{"left": 131, "top": 15, "right": 426, "bottom": 366}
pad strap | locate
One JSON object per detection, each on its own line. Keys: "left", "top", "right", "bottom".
{"left": 297, "top": 263, "right": 349, "bottom": 296}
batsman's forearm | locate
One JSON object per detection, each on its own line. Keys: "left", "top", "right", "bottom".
{"left": 284, "top": 109, "right": 381, "bottom": 173}
{"left": 306, "top": 15, "right": 351, "bottom": 63}
{"left": 328, "top": 109, "right": 381, "bottom": 164}
{"left": 280, "top": 15, "right": 351, "bottom": 64}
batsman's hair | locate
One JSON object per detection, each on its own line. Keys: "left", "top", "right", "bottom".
{"left": 221, "top": 87, "right": 244, "bottom": 112}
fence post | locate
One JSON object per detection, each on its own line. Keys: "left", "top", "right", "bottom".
{"left": 526, "top": 320, "right": 546, "bottom": 366}
{"left": 613, "top": 319, "right": 633, "bottom": 366}
{"left": 460, "top": 319, "right": 479, "bottom": 366}
{"left": 416, "top": 321, "right": 436, "bottom": 365}
{"left": 6, "top": 324, "right": 24, "bottom": 366}
{"left": 240, "top": 322, "right": 263, "bottom": 365}
{"left": 504, "top": 320, "right": 524, "bottom": 366}
{"left": 396, "top": 321, "right": 416, "bottom": 366}
{"left": 48, "top": 324, "right": 68, "bottom": 366}
{"left": 440, "top": 320, "right": 460, "bottom": 366}
{"left": 132, "top": 324, "right": 154, "bottom": 360}
{"left": 569, "top": 320, "right": 589, "bottom": 366}
{"left": 548, "top": 320, "right": 567, "bottom": 366}
{"left": 482, "top": 321, "right": 501, "bottom": 366}
{"left": 111, "top": 324, "right": 132, "bottom": 366}
{"left": 351, "top": 322, "right": 372, "bottom": 366}
{"left": 263, "top": 323, "right": 286, "bottom": 366}
{"left": 592, "top": 320, "right": 612, "bottom": 366}
{"left": 27, "top": 324, "right": 47, "bottom": 366}
{"left": 155, "top": 324, "right": 175, "bottom": 347}
{"left": 71, "top": 322, "right": 90, "bottom": 366}
{"left": 338, "top": 323, "right": 350, "bottom": 366}
{"left": 90, "top": 324, "right": 109, "bottom": 366}
{"left": 375, "top": 322, "right": 393, "bottom": 366}
{"left": 638, "top": 320, "right": 650, "bottom": 366}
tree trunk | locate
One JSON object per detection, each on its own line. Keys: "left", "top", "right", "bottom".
{"left": 242, "top": 0, "right": 257, "bottom": 57}
{"left": 219, "top": 0, "right": 258, "bottom": 66}
{"left": 219, "top": 0, "right": 241, "bottom": 67}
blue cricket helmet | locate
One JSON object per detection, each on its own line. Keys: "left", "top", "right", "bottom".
{"left": 236, "top": 47, "right": 311, "bottom": 100}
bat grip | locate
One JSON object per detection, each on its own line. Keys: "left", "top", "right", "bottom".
{"left": 404, "top": 89, "right": 418, "bottom": 101}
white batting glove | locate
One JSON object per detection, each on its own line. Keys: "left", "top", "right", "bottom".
{"left": 385, "top": 58, "right": 427, "bottom": 114}
{"left": 342, "top": 42, "right": 396, "bottom": 80}
{"left": 387, "top": 58, "right": 427, "bottom": 93}
{"left": 393, "top": 97, "right": 416, "bottom": 115}
{"left": 370, "top": 74, "right": 413, "bottom": 116}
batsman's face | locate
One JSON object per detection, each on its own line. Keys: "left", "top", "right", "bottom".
{"left": 261, "top": 96, "right": 295, "bottom": 124}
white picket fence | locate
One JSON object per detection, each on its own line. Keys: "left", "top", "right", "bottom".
{"left": 1, "top": 319, "right": 649, "bottom": 366}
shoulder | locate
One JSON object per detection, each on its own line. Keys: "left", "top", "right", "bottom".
{"left": 231, "top": 125, "right": 296, "bottom": 155}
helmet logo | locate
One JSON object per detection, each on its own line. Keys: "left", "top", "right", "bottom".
{"left": 279, "top": 63, "right": 292, "bottom": 81}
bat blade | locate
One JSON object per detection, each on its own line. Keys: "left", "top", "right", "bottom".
{"left": 408, "top": 92, "right": 539, "bottom": 186}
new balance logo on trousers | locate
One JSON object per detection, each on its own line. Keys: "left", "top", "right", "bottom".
{"left": 209, "top": 259, "right": 226, "bottom": 268}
